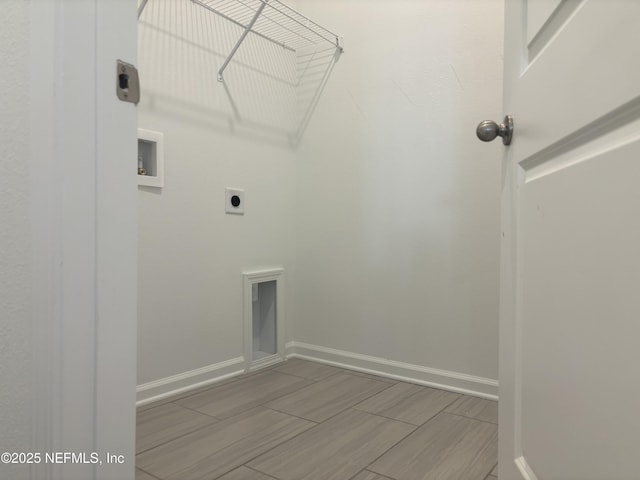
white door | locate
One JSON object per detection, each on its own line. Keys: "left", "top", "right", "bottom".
{"left": 499, "top": 1, "right": 640, "bottom": 479}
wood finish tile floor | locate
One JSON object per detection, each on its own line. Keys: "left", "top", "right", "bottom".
{"left": 136, "top": 359, "right": 498, "bottom": 480}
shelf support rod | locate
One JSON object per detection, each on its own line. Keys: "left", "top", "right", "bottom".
{"left": 217, "top": 0, "right": 269, "bottom": 82}
{"left": 137, "top": 0, "right": 150, "bottom": 19}
{"left": 191, "top": 0, "right": 294, "bottom": 53}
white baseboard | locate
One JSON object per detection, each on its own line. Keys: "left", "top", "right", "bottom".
{"left": 136, "top": 357, "right": 245, "bottom": 407}
{"left": 286, "top": 341, "right": 498, "bottom": 400}
{"left": 247, "top": 352, "right": 286, "bottom": 372}
{"left": 136, "top": 343, "right": 498, "bottom": 407}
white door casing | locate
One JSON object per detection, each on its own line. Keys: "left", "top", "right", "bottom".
{"left": 500, "top": 1, "right": 640, "bottom": 479}
{"left": 29, "top": 1, "right": 138, "bottom": 479}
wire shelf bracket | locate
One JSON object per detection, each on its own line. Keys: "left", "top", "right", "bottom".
{"left": 139, "top": 0, "right": 343, "bottom": 82}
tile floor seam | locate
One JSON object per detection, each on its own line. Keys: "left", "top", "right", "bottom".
{"left": 410, "top": 392, "right": 466, "bottom": 425}
{"left": 364, "top": 469, "right": 397, "bottom": 480}
{"left": 482, "top": 470, "right": 497, "bottom": 479}
{"left": 239, "top": 404, "right": 418, "bottom": 479}
{"left": 345, "top": 468, "right": 368, "bottom": 480}
{"left": 241, "top": 464, "right": 282, "bottom": 480}
{"left": 224, "top": 378, "right": 320, "bottom": 414}
{"left": 211, "top": 413, "right": 323, "bottom": 476}
{"left": 144, "top": 378, "right": 244, "bottom": 407}
{"left": 365, "top": 409, "right": 496, "bottom": 478}
{"left": 271, "top": 370, "right": 325, "bottom": 381}
{"left": 209, "top": 460, "right": 275, "bottom": 480}
{"left": 245, "top": 409, "right": 418, "bottom": 480}
{"left": 148, "top": 408, "right": 316, "bottom": 480}
{"left": 136, "top": 467, "right": 164, "bottom": 480}
{"left": 442, "top": 410, "right": 498, "bottom": 425}
{"left": 268, "top": 379, "right": 399, "bottom": 425}
{"left": 486, "top": 461, "right": 498, "bottom": 479}
{"left": 349, "top": 407, "right": 421, "bottom": 428}
{"left": 340, "top": 369, "right": 399, "bottom": 383}
{"left": 359, "top": 387, "right": 463, "bottom": 427}
{"left": 346, "top": 467, "right": 397, "bottom": 480}
{"left": 158, "top": 365, "right": 288, "bottom": 406}
{"left": 168, "top": 401, "right": 223, "bottom": 420}
{"left": 366, "top": 395, "right": 461, "bottom": 438}
{"left": 437, "top": 414, "right": 498, "bottom": 479}
{"left": 135, "top": 419, "right": 223, "bottom": 456}
{"left": 356, "top": 415, "right": 421, "bottom": 477}
{"left": 174, "top": 373, "right": 317, "bottom": 420}
{"left": 440, "top": 393, "right": 464, "bottom": 410}
{"left": 270, "top": 368, "right": 340, "bottom": 382}
{"left": 136, "top": 405, "right": 311, "bottom": 461}
{"left": 376, "top": 413, "right": 491, "bottom": 480}
{"left": 136, "top": 399, "right": 173, "bottom": 413}
{"left": 260, "top": 405, "right": 322, "bottom": 424}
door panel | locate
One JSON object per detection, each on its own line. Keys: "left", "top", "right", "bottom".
{"left": 519, "top": 1, "right": 640, "bottom": 162}
{"left": 501, "top": 1, "right": 640, "bottom": 479}
{"left": 521, "top": 133, "right": 640, "bottom": 478}
{"left": 526, "top": 0, "right": 568, "bottom": 44}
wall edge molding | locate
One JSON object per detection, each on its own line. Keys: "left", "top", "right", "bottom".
{"left": 136, "top": 356, "right": 245, "bottom": 407}
{"left": 285, "top": 341, "right": 498, "bottom": 400}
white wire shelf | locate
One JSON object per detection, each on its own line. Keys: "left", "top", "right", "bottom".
{"left": 139, "top": 0, "right": 343, "bottom": 82}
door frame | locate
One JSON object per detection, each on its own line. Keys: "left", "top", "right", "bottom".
{"left": 30, "top": 1, "right": 138, "bottom": 479}
{"left": 498, "top": 1, "right": 522, "bottom": 478}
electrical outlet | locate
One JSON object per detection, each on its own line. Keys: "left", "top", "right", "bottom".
{"left": 225, "top": 188, "right": 245, "bottom": 215}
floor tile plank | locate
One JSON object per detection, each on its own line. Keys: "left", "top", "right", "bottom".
{"left": 248, "top": 409, "right": 415, "bottom": 480}
{"left": 175, "top": 370, "right": 313, "bottom": 419}
{"left": 265, "top": 372, "right": 392, "bottom": 422}
{"left": 136, "top": 359, "right": 500, "bottom": 480}
{"left": 445, "top": 396, "right": 498, "bottom": 424}
{"left": 136, "top": 406, "right": 315, "bottom": 480}
{"left": 369, "top": 412, "right": 497, "bottom": 480}
{"left": 354, "top": 382, "right": 460, "bottom": 425}
{"left": 136, "top": 402, "right": 218, "bottom": 454}
{"left": 274, "top": 358, "right": 342, "bottom": 380}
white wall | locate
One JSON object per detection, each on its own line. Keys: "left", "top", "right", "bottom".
{"left": 137, "top": 0, "right": 298, "bottom": 387}
{"left": 294, "top": 0, "right": 503, "bottom": 383}
{"left": 137, "top": 0, "right": 504, "bottom": 395}
{"left": 0, "top": 3, "right": 32, "bottom": 477}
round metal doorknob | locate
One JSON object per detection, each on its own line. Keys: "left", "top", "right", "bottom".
{"left": 476, "top": 115, "right": 514, "bottom": 145}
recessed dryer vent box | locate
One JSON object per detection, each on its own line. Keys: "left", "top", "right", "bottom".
{"left": 243, "top": 268, "right": 285, "bottom": 371}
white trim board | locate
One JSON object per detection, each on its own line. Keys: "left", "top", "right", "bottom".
{"left": 135, "top": 343, "right": 499, "bottom": 407}
{"left": 246, "top": 353, "right": 283, "bottom": 372}
{"left": 136, "top": 357, "right": 245, "bottom": 407}
{"left": 286, "top": 342, "right": 498, "bottom": 400}
{"left": 243, "top": 268, "right": 286, "bottom": 372}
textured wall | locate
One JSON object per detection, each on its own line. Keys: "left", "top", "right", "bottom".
{"left": 137, "top": 0, "right": 504, "bottom": 390}
{"left": 137, "top": 0, "right": 298, "bottom": 384}
{"left": 0, "top": 1, "right": 32, "bottom": 477}
{"left": 294, "top": 0, "right": 504, "bottom": 381}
